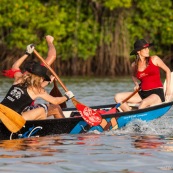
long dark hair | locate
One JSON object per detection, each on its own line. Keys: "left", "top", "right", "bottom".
{"left": 134, "top": 54, "right": 150, "bottom": 75}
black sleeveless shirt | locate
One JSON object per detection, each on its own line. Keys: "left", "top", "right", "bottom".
{"left": 1, "top": 84, "right": 33, "bottom": 114}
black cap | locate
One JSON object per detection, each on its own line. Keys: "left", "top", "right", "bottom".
{"left": 25, "top": 62, "right": 50, "bottom": 81}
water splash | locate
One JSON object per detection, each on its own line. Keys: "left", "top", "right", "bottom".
{"left": 105, "top": 114, "right": 173, "bottom": 136}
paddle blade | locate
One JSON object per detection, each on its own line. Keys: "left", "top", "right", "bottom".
{"left": 72, "top": 98, "right": 102, "bottom": 126}
{"left": 50, "top": 80, "right": 67, "bottom": 108}
{"left": 0, "top": 112, "right": 22, "bottom": 133}
{"left": 0, "top": 104, "right": 25, "bottom": 133}
{"left": 49, "top": 62, "right": 67, "bottom": 108}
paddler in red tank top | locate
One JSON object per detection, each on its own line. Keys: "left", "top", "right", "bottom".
{"left": 114, "top": 39, "right": 171, "bottom": 112}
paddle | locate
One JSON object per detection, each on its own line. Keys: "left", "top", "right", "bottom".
{"left": 49, "top": 63, "right": 67, "bottom": 109}
{"left": 0, "top": 104, "right": 26, "bottom": 133}
{"left": 33, "top": 50, "right": 102, "bottom": 126}
{"left": 116, "top": 88, "right": 139, "bottom": 108}
{"left": 50, "top": 80, "right": 67, "bottom": 109}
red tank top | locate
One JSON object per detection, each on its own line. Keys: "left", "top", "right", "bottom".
{"left": 136, "top": 58, "right": 163, "bottom": 90}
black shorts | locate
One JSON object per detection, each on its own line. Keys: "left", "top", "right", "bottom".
{"left": 138, "top": 88, "right": 165, "bottom": 102}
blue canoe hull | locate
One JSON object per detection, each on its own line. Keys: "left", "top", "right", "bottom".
{"left": 0, "top": 101, "right": 172, "bottom": 140}
{"left": 70, "top": 102, "right": 172, "bottom": 133}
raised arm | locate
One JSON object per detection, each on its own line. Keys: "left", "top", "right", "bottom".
{"left": 12, "top": 44, "right": 35, "bottom": 83}
{"left": 36, "top": 90, "right": 74, "bottom": 105}
{"left": 44, "top": 35, "right": 56, "bottom": 66}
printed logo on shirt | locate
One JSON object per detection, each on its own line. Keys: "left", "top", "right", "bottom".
{"left": 8, "top": 87, "right": 24, "bottom": 101}
{"left": 138, "top": 73, "right": 148, "bottom": 78}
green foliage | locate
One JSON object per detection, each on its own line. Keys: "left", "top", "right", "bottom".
{"left": 54, "top": 0, "right": 100, "bottom": 60}
{"left": 0, "top": 1, "right": 41, "bottom": 46}
{"left": 0, "top": 0, "right": 100, "bottom": 60}
{"left": 92, "top": 0, "right": 132, "bottom": 9}
{"left": 0, "top": 0, "right": 173, "bottom": 63}
{"left": 128, "top": 0, "right": 173, "bottom": 53}
{"left": 104, "top": 0, "right": 132, "bottom": 9}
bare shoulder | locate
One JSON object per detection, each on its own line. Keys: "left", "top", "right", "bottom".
{"left": 13, "top": 71, "right": 23, "bottom": 83}
{"left": 39, "top": 88, "right": 48, "bottom": 95}
{"left": 150, "top": 55, "right": 162, "bottom": 65}
{"left": 28, "top": 87, "right": 47, "bottom": 100}
{"left": 151, "top": 55, "right": 162, "bottom": 60}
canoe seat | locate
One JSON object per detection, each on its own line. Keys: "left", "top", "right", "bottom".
{"left": 128, "top": 101, "right": 168, "bottom": 110}
{"left": 128, "top": 103, "right": 140, "bottom": 107}
{"left": 70, "top": 111, "right": 81, "bottom": 117}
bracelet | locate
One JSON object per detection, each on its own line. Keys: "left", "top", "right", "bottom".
{"left": 64, "top": 94, "right": 69, "bottom": 101}
{"left": 25, "top": 52, "right": 30, "bottom": 55}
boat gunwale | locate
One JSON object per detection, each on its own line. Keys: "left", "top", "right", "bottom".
{"left": 21, "top": 100, "right": 173, "bottom": 123}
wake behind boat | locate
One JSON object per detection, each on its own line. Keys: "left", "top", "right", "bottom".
{"left": 0, "top": 101, "right": 173, "bottom": 140}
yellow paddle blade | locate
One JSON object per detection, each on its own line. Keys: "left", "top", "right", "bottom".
{"left": 0, "top": 112, "right": 22, "bottom": 133}
{"left": 0, "top": 104, "right": 26, "bottom": 133}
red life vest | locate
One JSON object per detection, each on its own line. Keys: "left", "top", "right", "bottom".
{"left": 136, "top": 58, "right": 163, "bottom": 90}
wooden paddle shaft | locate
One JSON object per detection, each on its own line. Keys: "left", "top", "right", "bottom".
{"left": 33, "top": 50, "right": 68, "bottom": 92}
{"left": 122, "top": 88, "right": 139, "bottom": 104}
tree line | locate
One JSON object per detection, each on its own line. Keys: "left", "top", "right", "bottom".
{"left": 0, "top": 0, "right": 173, "bottom": 76}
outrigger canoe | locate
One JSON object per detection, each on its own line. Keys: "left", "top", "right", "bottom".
{"left": 0, "top": 101, "right": 173, "bottom": 140}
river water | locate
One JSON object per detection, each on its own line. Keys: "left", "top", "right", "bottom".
{"left": 0, "top": 77, "right": 173, "bottom": 173}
